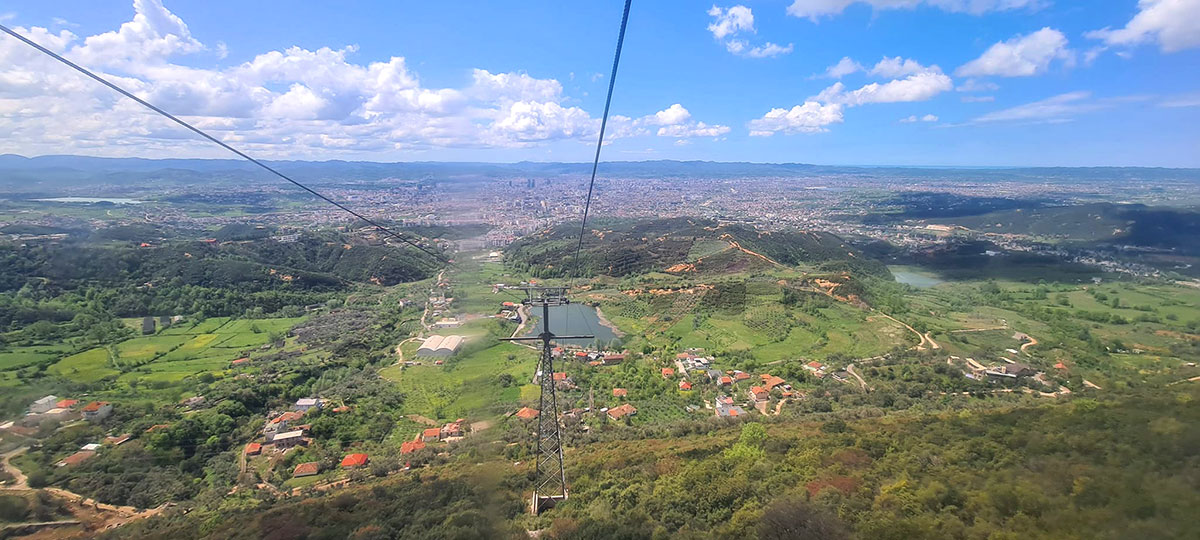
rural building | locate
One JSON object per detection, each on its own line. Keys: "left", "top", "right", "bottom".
{"left": 719, "top": 376, "right": 732, "bottom": 386}
{"left": 55, "top": 399, "right": 79, "bottom": 409}
{"left": 441, "top": 421, "right": 464, "bottom": 439}
{"left": 181, "top": 396, "right": 206, "bottom": 410}
{"left": 341, "top": 453, "right": 369, "bottom": 469}
{"left": 749, "top": 387, "right": 769, "bottom": 402}
{"left": 422, "top": 428, "right": 442, "bottom": 442}
{"left": 602, "top": 354, "right": 626, "bottom": 365}
{"left": 416, "top": 335, "right": 464, "bottom": 357}
{"left": 400, "top": 439, "right": 426, "bottom": 454}
{"left": 142, "top": 317, "right": 156, "bottom": 335}
{"left": 81, "top": 443, "right": 101, "bottom": 452}
{"left": 81, "top": 401, "right": 112, "bottom": 422}
{"left": 733, "top": 371, "right": 751, "bottom": 382}
{"left": 272, "top": 430, "right": 306, "bottom": 449}
{"left": 612, "top": 388, "right": 627, "bottom": 398}
{"left": 716, "top": 404, "right": 747, "bottom": 417}
{"left": 294, "top": 398, "right": 322, "bottom": 412}
{"left": 763, "top": 376, "right": 787, "bottom": 391}
{"left": 607, "top": 403, "right": 637, "bottom": 421}
{"left": 679, "top": 380, "right": 693, "bottom": 391}
{"left": 661, "top": 368, "right": 675, "bottom": 379}
{"left": 515, "top": 407, "right": 539, "bottom": 420}
{"left": 433, "top": 317, "right": 461, "bottom": 329}
{"left": 293, "top": 462, "right": 320, "bottom": 478}
{"left": 245, "top": 443, "right": 262, "bottom": 456}
{"left": 30, "top": 395, "right": 58, "bottom": 414}
{"left": 57, "top": 450, "right": 96, "bottom": 467}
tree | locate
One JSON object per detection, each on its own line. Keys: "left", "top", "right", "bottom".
{"left": 758, "top": 497, "right": 848, "bottom": 540}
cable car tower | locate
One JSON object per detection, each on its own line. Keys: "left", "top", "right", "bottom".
{"left": 502, "top": 286, "right": 592, "bottom": 514}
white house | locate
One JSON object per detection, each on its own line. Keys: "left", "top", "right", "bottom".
{"left": 30, "top": 395, "right": 57, "bottom": 414}
{"left": 294, "top": 398, "right": 322, "bottom": 412}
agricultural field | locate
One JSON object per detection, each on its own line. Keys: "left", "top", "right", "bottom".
{"left": 42, "top": 316, "right": 306, "bottom": 385}
{"left": 380, "top": 341, "right": 539, "bottom": 422}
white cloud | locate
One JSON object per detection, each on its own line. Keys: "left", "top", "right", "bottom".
{"left": 786, "top": 0, "right": 1041, "bottom": 21}
{"left": 748, "top": 102, "right": 844, "bottom": 135}
{"left": 961, "top": 95, "right": 996, "bottom": 102}
{"left": 900, "top": 113, "right": 939, "bottom": 122}
{"left": 707, "top": 5, "right": 755, "bottom": 40}
{"left": 1160, "top": 93, "right": 1200, "bottom": 108}
{"left": 956, "top": 27, "right": 1073, "bottom": 78}
{"left": 0, "top": 1, "right": 733, "bottom": 156}
{"left": 815, "top": 70, "right": 953, "bottom": 106}
{"left": 956, "top": 78, "right": 1000, "bottom": 92}
{"left": 869, "top": 56, "right": 932, "bottom": 78}
{"left": 708, "top": 5, "right": 792, "bottom": 58}
{"left": 972, "top": 91, "right": 1102, "bottom": 123}
{"left": 1086, "top": 0, "right": 1200, "bottom": 53}
{"left": 821, "top": 56, "right": 863, "bottom": 78}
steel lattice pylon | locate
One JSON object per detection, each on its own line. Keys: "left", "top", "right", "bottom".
{"left": 501, "top": 287, "right": 591, "bottom": 514}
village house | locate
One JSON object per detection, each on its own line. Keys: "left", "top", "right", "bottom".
{"left": 55, "top": 399, "right": 79, "bottom": 409}
{"left": 719, "top": 375, "right": 733, "bottom": 386}
{"left": 293, "top": 462, "right": 320, "bottom": 478}
{"left": 706, "top": 369, "right": 724, "bottom": 382}
{"left": 294, "top": 398, "right": 322, "bottom": 412}
{"left": 515, "top": 407, "right": 539, "bottom": 420}
{"left": 81, "top": 401, "right": 112, "bottom": 422}
{"left": 57, "top": 450, "right": 96, "bottom": 468}
{"left": 732, "top": 371, "right": 751, "bottom": 382}
{"left": 441, "top": 420, "right": 464, "bottom": 439}
{"left": 245, "top": 443, "right": 262, "bottom": 456}
{"left": 679, "top": 380, "right": 693, "bottom": 391}
{"left": 612, "top": 388, "right": 627, "bottom": 398}
{"left": 272, "top": 430, "right": 306, "bottom": 449}
{"left": 749, "top": 386, "right": 769, "bottom": 402}
{"left": 763, "top": 375, "right": 787, "bottom": 391}
{"left": 607, "top": 403, "right": 637, "bottom": 421}
{"left": 422, "top": 427, "right": 442, "bottom": 442}
{"left": 401, "top": 439, "right": 426, "bottom": 454}
{"left": 30, "top": 395, "right": 57, "bottom": 414}
{"left": 661, "top": 367, "right": 675, "bottom": 379}
{"left": 340, "top": 453, "right": 369, "bottom": 469}
{"left": 264, "top": 411, "right": 305, "bottom": 438}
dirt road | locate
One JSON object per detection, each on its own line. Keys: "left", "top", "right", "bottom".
{"left": 845, "top": 364, "right": 870, "bottom": 392}
{"left": 1, "top": 447, "right": 29, "bottom": 489}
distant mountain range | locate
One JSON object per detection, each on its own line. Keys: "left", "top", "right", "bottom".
{"left": 2, "top": 154, "right": 1198, "bottom": 188}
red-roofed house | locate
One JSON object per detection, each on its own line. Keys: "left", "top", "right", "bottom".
{"left": 400, "top": 439, "right": 426, "bottom": 454}
{"left": 422, "top": 427, "right": 442, "bottom": 442}
{"left": 57, "top": 450, "right": 95, "bottom": 467}
{"left": 607, "top": 403, "right": 637, "bottom": 421}
{"left": 340, "top": 453, "right": 369, "bottom": 469}
{"left": 293, "top": 462, "right": 320, "bottom": 478}
{"left": 612, "top": 388, "right": 627, "bottom": 398}
{"left": 719, "top": 376, "right": 732, "bottom": 386}
{"left": 679, "top": 380, "right": 693, "bottom": 391}
{"left": 764, "top": 376, "right": 787, "bottom": 391}
{"left": 232, "top": 357, "right": 250, "bottom": 366}
{"left": 56, "top": 399, "right": 79, "bottom": 409}
{"left": 1054, "top": 362, "right": 1067, "bottom": 370}
{"left": 602, "top": 354, "right": 626, "bottom": 365}
{"left": 552, "top": 372, "right": 568, "bottom": 382}
{"left": 749, "top": 386, "right": 768, "bottom": 402}
{"left": 733, "top": 372, "right": 750, "bottom": 382}
{"left": 245, "top": 443, "right": 262, "bottom": 456}
{"left": 81, "top": 401, "right": 112, "bottom": 422}
{"left": 661, "top": 368, "right": 675, "bottom": 379}
{"left": 515, "top": 407, "right": 539, "bottom": 420}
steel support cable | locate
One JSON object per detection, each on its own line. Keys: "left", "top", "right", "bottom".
{"left": 571, "top": 0, "right": 632, "bottom": 280}
{"left": 0, "top": 23, "right": 448, "bottom": 264}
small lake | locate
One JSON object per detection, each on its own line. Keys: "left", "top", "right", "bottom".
{"left": 33, "top": 197, "right": 145, "bottom": 204}
{"left": 523, "top": 303, "right": 618, "bottom": 348}
{"left": 890, "top": 266, "right": 946, "bottom": 288}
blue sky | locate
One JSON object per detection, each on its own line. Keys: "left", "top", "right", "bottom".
{"left": 1, "top": 0, "right": 1198, "bottom": 166}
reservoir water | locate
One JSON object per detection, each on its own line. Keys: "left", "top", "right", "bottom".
{"left": 523, "top": 303, "right": 618, "bottom": 348}
{"left": 889, "top": 266, "right": 945, "bottom": 288}
{"left": 33, "top": 197, "right": 145, "bottom": 204}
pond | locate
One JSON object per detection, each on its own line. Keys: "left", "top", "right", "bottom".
{"left": 33, "top": 197, "right": 145, "bottom": 204}
{"left": 889, "top": 266, "right": 946, "bottom": 288}
{"left": 523, "top": 303, "right": 618, "bottom": 348}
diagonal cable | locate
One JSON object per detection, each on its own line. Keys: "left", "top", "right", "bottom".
{"left": 0, "top": 23, "right": 447, "bottom": 264}
{"left": 571, "top": 0, "right": 632, "bottom": 279}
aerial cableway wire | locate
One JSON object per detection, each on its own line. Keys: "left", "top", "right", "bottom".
{"left": 571, "top": 0, "right": 632, "bottom": 280}
{"left": 0, "top": 23, "right": 448, "bottom": 264}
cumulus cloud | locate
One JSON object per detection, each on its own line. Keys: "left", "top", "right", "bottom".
{"left": 748, "top": 102, "right": 844, "bottom": 135}
{"left": 707, "top": 5, "right": 792, "bottom": 58}
{"left": 820, "top": 56, "right": 863, "bottom": 78}
{"left": 956, "top": 27, "right": 1074, "bottom": 77}
{"left": 814, "top": 70, "right": 953, "bottom": 106}
{"left": 786, "top": 0, "right": 1042, "bottom": 21}
{"left": 1086, "top": 0, "right": 1200, "bottom": 53}
{"left": 900, "top": 113, "right": 939, "bottom": 122}
{"left": 869, "top": 56, "right": 932, "bottom": 78}
{"left": 634, "top": 104, "right": 731, "bottom": 138}
{"left": 707, "top": 5, "right": 755, "bottom": 40}
{"left": 0, "top": 1, "right": 727, "bottom": 157}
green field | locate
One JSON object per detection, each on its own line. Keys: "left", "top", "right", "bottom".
{"left": 380, "top": 342, "right": 539, "bottom": 421}
{"left": 0, "top": 345, "right": 74, "bottom": 371}
{"left": 41, "top": 316, "right": 306, "bottom": 385}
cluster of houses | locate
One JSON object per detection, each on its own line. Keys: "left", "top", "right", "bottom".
{"left": 9, "top": 396, "right": 113, "bottom": 429}
{"left": 255, "top": 398, "right": 329, "bottom": 454}
{"left": 400, "top": 419, "right": 466, "bottom": 455}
